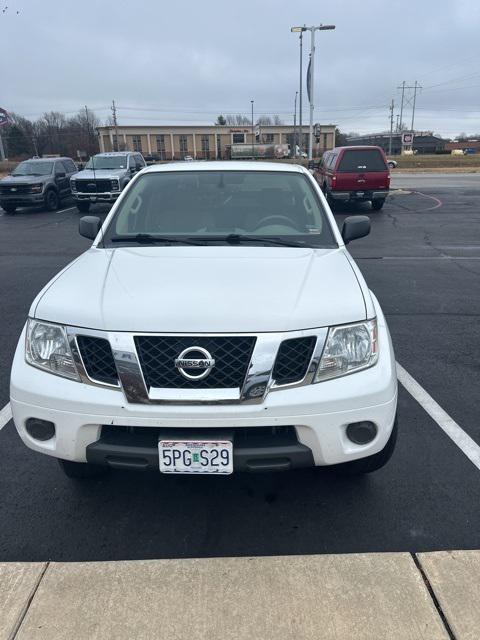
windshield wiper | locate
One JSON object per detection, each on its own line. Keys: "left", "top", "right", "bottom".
{"left": 110, "top": 233, "right": 204, "bottom": 246}
{"left": 191, "top": 234, "right": 308, "bottom": 248}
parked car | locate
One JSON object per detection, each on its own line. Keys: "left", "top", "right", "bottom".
{"left": 184, "top": 155, "right": 194, "bottom": 161}
{"left": 10, "top": 161, "right": 397, "bottom": 480}
{"left": 0, "top": 157, "right": 77, "bottom": 215}
{"left": 71, "top": 151, "right": 146, "bottom": 212}
{"left": 315, "top": 146, "right": 390, "bottom": 211}
{"left": 387, "top": 159, "right": 397, "bottom": 169}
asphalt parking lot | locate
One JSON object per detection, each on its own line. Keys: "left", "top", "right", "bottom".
{"left": 0, "top": 173, "right": 479, "bottom": 563}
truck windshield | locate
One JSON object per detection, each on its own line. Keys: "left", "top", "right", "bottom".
{"left": 337, "top": 149, "right": 387, "bottom": 172}
{"left": 12, "top": 161, "right": 53, "bottom": 176}
{"left": 103, "top": 170, "right": 337, "bottom": 248}
{"left": 86, "top": 156, "right": 128, "bottom": 170}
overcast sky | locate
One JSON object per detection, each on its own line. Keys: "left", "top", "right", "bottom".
{"left": 1, "top": 0, "right": 479, "bottom": 137}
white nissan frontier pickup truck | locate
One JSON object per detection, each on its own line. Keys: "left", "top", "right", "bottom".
{"left": 10, "top": 161, "right": 397, "bottom": 479}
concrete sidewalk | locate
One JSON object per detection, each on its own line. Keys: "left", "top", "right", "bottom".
{"left": 1, "top": 551, "right": 477, "bottom": 640}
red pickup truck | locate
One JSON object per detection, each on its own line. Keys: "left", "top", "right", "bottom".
{"left": 315, "top": 146, "right": 390, "bottom": 211}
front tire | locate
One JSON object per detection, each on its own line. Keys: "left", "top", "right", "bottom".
{"left": 326, "top": 192, "right": 338, "bottom": 211}
{"left": 44, "top": 189, "right": 59, "bottom": 211}
{"left": 76, "top": 201, "right": 91, "bottom": 213}
{"left": 2, "top": 204, "right": 16, "bottom": 215}
{"left": 58, "top": 459, "right": 108, "bottom": 479}
{"left": 371, "top": 199, "right": 385, "bottom": 211}
{"left": 332, "top": 417, "right": 398, "bottom": 476}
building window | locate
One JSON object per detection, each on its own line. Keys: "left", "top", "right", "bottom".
{"left": 156, "top": 135, "right": 166, "bottom": 159}
{"left": 232, "top": 133, "right": 245, "bottom": 143}
{"left": 323, "top": 133, "right": 327, "bottom": 149}
{"left": 201, "top": 135, "right": 210, "bottom": 155}
{"left": 264, "top": 133, "right": 274, "bottom": 144}
{"left": 179, "top": 135, "right": 188, "bottom": 156}
{"left": 132, "top": 135, "right": 142, "bottom": 152}
{"left": 216, "top": 134, "right": 222, "bottom": 159}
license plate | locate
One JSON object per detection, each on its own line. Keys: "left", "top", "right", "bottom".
{"left": 89, "top": 196, "right": 97, "bottom": 202}
{"left": 159, "top": 440, "right": 233, "bottom": 474}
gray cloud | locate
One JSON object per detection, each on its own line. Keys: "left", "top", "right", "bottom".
{"left": 1, "top": 0, "right": 479, "bottom": 137}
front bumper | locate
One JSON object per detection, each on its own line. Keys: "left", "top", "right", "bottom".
{"left": 330, "top": 190, "right": 389, "bottom": 202}
{"left": 73, "top": 192, "right": 120, "bottom": 203}
{"left": 10, "top": 304, "right": 397, "bottom": 471}
{"left": 0, "top": 193, "right": 44, "bottom": 206}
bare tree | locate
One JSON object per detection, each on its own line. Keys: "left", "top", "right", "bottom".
{"left": 273, "top": 115, "right": 284, "bottom": 125}
{"left": 225, "top": 114, "right": 251, "bottom": 126}
{"left": 256, "top": 116, "right": 272, "bottom": 126}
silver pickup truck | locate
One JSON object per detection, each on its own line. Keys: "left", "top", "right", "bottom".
{"left": 70, "top": 151, "right": 146, "bottom": 212}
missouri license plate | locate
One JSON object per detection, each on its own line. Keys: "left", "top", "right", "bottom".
{"left": 158, "top": 440, "right": 233, "bottom": 474}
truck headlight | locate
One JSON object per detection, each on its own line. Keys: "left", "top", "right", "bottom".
{"left": 111, "top": 179, "right": 120, "bottom": 191}
{"left": 71, "top": 180, "right": 76, "bottom": 191}
{"left": 25, "top": 320, "right": 80, "bottom": 381}
{"left": 314, "top": 318, "right": 378, "bottom": 382}
{"left": 30, "top": 183, "right": 43, "bottom": 193}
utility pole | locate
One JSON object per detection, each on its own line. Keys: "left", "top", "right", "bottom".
{"left": 395, "top": 114, "right": 400, "bottom": 132}
{"left": 397, "top": 82, "right": 422, "bottom": 133}
{"left": 0, "top": 133, "right": 5, "bottom": 161}
{"left": 411, "top": 80, "right": 419, "bottom": 132}
{"left": 111, "top": 100, "right": 119, "bottom": 151}
{"left": 389, "top": 99, "right": 394, "bottom": 156}
{"left": 398, "top": 81, "right": 405, "bottom": 132}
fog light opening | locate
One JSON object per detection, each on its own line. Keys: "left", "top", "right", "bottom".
{"left": 25, "top": 418, "right": 56, "bottom": 442}
{"left": 346, "top": 421, "right": 377, "bottom": 445}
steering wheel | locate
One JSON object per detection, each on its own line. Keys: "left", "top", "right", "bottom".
{"left": 252, "top": 215, "right": 302, "bottom": 232}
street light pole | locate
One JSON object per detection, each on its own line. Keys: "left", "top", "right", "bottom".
{"left": 292, "top": 24, "right": 335, "bottom": 162}
{"left": 251, "top": 100, "right": 254, "bottom": 160}
{"left": 293, "top": 93, "right": 297, "bottom": 157}
{"left": 291, "top": 26, "right": 306, "bottom": 156}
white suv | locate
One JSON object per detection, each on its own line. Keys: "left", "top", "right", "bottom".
{"left": 10, "top": 162, "right": 397, "bottom": 479}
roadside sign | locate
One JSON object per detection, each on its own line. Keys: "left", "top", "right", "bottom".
{"left": 0, "top": 108, "right": 11, "bottom": 127}
{"left": 402, "top": 132, "right": 414, "bottom": 146}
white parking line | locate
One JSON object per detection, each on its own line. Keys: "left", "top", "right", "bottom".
{"left": 397, "top": 362, "right": 480, "bottom": 471}
{"left": 0, "top": 402, "right": 12, "bottom": 431}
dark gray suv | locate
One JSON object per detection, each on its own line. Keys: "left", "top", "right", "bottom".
{"left": 0, "top": 157, "right": 77, "bottom": 215}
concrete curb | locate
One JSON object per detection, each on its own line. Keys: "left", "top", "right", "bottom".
{"left": 1, "top": 551, "right": 477, "bottom": 639}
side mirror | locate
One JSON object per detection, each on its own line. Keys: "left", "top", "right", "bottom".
{"left": 130, "top": 166, "right": 136, "bottom": 174}
{"left": 341, "top": 215, "right": 370, "bottom": 244}
{"left": 56, "top": 171, "right": 66, "bottom": 178}
{"left": 79, "top": 216, "right": 102, "bottom": 240}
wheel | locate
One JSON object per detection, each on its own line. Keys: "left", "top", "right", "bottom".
{"left": 58, "top": 458, "right": 108, "bottom": 479}
{"left": 388, "top": 162, "right": 395, "bottom": 169}
{"left": 326, "top": 192, "right": 337, "bottom": 211}
{"left": 44, "top": 189, "right": 59, "bottom": 211}
{"left": 2, "top": 204, "right": 16, "bottom": 215}
{"left": 332, "top": 417, "right": 398, "bottom": 476}
{"left": 371, "top": 199, "right": 385, "bottom": 211}
{"left": 76, "top": 201, "right": 91, "bottom": 213}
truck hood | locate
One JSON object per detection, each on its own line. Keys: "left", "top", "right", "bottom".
{"left": 0, "top": 175, "right": 48, "bottom": 185}
{"left": 32, "top": 247, "right": 368, "bottom": 333}
{"left": 72, "top": 169, "right": 127, "bottom": 180}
